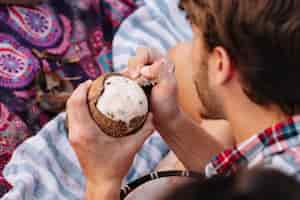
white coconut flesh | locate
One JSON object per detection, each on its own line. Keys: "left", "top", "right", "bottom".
{"left": 96, "top": 76, "right": 148, "bottom": 127}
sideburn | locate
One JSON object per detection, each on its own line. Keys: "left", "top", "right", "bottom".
{"left": 193, "top": 64, "right": 225, "bottom": 120}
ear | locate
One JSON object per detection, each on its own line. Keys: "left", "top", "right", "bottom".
{"left": 208, "top": 46, "right": 234, "bottom": 86}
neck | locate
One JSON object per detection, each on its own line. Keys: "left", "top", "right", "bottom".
{"left": 225, "top": 96, "right": 289, "bottom": 144}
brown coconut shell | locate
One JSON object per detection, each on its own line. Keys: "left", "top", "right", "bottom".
{"left": 88, "top": 73, "right": 149, "bottom": 137}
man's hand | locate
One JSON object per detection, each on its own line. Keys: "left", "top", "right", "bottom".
{"left": 123, "top": 48, "right": 180, "bottom": 130}
{"left": 67, "top": 81, "right": 154, "bottom": 199}
{"left": 124, "top": 47, "right": 226, "bottom": 172}
{"left": 122, "top": 47, "right": 163, "bottom": 79}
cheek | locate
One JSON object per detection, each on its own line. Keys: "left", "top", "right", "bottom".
{"left": 191, "top": 41, "right": 207, "bottom": 82}
{"left": 191, "top": 42, "right": 200, "bottom": 76}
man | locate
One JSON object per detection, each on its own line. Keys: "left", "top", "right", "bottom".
{"left": 67, "top": 0, "right": 300, "bottom": 199}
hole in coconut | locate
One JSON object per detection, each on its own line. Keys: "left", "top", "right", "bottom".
{"left": 107, "top": 112, "right": 115, "bottom": 119}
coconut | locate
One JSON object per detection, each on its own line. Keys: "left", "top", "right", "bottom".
{"left": 88, "top": 73, "right": 149, "bottom": 137}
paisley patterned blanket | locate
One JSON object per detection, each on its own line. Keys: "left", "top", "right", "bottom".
{"left": 0, "top": 0, "right": 139, "bottom": 195}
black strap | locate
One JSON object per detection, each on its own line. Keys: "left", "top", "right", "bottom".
{"left": 120, "top": 170, "right": 205, "bottom": 199}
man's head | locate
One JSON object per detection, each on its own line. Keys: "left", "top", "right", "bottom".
{"left": 165, "top": 168, "right": 300, "bottom": 200}
{"left": 180, "top": 0, "right": 300, "bottom": 119}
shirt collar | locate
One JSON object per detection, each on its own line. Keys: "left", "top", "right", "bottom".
{"left": 209, "top": 115, "right": 300, "bottom": 175}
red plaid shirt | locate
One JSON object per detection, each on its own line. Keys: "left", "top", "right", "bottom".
{"left": 206, "top": 116, "right": 300, "bottom": 178}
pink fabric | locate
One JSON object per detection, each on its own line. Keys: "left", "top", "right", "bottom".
{"left": 0, "top": 0, "right": 138, "bottom": 196}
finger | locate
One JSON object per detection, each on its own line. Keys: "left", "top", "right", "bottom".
{"left": 160, "top": 59, "right": 177, "bottom": 86}
{"left": 124, "top": 113, "right": 154, "bottom": 151}
{"left": 131, "top": 47, "right": 161, "bottom": 67}
{"left": 133, "top": 47, "right": 164, "bottom": 66}
{"left": 120, "top": 67, "right": 129, "bottom": 74}
{"left": 127, "top": 48, "right": 150, "bottom": 79}
{"left": 120, "top": 67, "right": 130, "bottom": 77}
{"left": 146, "top": 48, "right": 164, "bottom": 63}
{"left": 142, "top": 58, "right": 176, "bottom": 83}
{"left": 126, "top": 47, "right": 164, "bottom": 80}
{"left": 127, "top": 65, "right": 142, "bottom": 79}
{"left": 127, "top": 48, "right": 148, "bottom": 69}
{"left": 67, "top": 80, "right": 96, "bottom": 133}
{"left": 140, "top": 59, "right": 165, "bottom": 80}
{"left": 135, "top": 47, "right": 151, "bottom": 65}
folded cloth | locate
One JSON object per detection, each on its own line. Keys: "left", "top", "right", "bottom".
{"left": 112, "top": 0, "right": 193, "bottom": 181}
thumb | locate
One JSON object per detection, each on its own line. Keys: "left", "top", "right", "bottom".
{"left": 140, "top": 60, "right": 164, "bottom": 80}
{"left": 67, "top": 80, "right": 99, "bottom": 137}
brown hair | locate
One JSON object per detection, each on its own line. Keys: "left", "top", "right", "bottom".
{"left": 180, "top": 0, "right": 300, "bottom": 115}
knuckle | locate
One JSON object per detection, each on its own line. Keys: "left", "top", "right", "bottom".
{"left": 69, "top": 133, "right": 82, "bottom": 147}
{"left": 67, "top": 96, "right": 81, "bottom": 108}
{"left": 69, "top": 129, "right": 90, "bottom": 146}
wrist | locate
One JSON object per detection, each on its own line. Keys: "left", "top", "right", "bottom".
{"left": 86, "top": 178, "right": 122, "bottom": 200}
{"left": 156, "top": 106, "right": 184, "bottom": 133}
